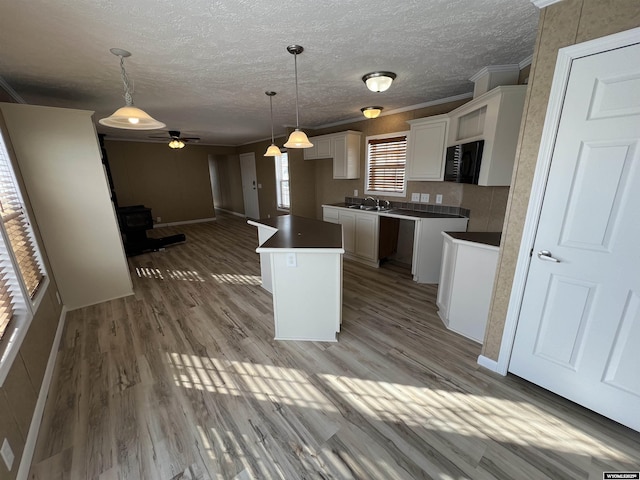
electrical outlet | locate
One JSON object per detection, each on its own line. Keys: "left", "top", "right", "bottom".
{"left": 1, "top": 439, "right": 14, "bottom": 471}
{"left": 420, "top": 193, "right": 430, "bottom": 203}
{"left": 436, "top": 194, "right": 443, "bottom": 204}
{"left": 258, "top": 183, "right": 262, "bottom": 189}
{"left": 156, "top": 216, "right": 161, "bottom": 223}
{"left": 411, "top": 193, "right": 420, "bottom": 202}
{"left": 354, "top": 189, "right": 358, "bottom": 197}
{"left": 286, "top": 253, "right": 297, "bottom": 267}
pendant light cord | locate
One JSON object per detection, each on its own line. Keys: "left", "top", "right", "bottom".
{"left": 119, "top": 55, "right": 134, "bottom": 106}
{"left": 293, "top": 52, "right": 300, "bottom": 129}
{"left": 269, "top": 95, "right": 275, "bottom": 144}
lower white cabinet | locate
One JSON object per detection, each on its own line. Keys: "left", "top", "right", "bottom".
{"left": 412, "top": 217, "right": 468, "bottom": 284}
{"left": 437, "top": 233, "right": 499, "bottom": 343}
{"left": 354, "top": 213, "right": 378, "bottom": 262}
{"left": 323, "top": 206, "right": 378, "bottom": 266}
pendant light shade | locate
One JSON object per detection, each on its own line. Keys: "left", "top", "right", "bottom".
{"left": 283, "top": 45, "right": 313, "bottom": 149}
{"left": 99, "top": 48, "right": 165, "bottom": 130}
{"left": 361, "top": 106, "right": 383, "bottom": 119}
{"left": 264, "top": 144, "right": 282, "bottom": 156}
{"left": 264, "top": 91, "right": 282, "bottom": 157}
{"left": 284, "top": 129, "right": 313, "bottom": 148}
{"left": 362, "top": 71, "right": 397, "bottom": 93}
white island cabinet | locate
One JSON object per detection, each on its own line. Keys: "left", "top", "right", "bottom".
{"left": 437, "top": 232, "right": 501, "bottom": 343}
{"left": 249, "top": 215, "right": 344, "bottom": 342}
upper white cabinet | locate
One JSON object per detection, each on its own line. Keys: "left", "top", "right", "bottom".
{"left": 304, "top": 130, "right": 362, "bottom": 179}
{"left": 406, "top": 114, "right": 449, "bottom": 181}
{"left": 448, "top": 85, "right": 527, "bottom": 186}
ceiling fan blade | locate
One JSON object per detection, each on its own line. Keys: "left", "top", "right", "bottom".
{"left": 182, "top": 137, "right": 200, "bottom": 142}
{"left": 148, "top": 135, "right": 171, "bottom": 139}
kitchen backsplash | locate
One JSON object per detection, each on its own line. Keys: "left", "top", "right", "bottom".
{"left": 345, "top": 197, "right": 471, "bottom": 218}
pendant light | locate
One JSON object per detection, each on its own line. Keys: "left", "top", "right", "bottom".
{"left": 362, "top": 71, "right": 397, "bottom": 92}
{"left": 264, "top": 91, "right": 282, "bottom": 157}
{"left": 99, "top": 48, "right": 165, "bottom": 130}
{"left": 361, "top": 106, "right": 383, "bottom": 119}
{"left": 284, "top": 45, "right": 313, "bottom": 149}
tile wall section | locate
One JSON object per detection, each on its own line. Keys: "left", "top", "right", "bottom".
{"left": 344, "top": 197, "right": 471, "bottom": 218}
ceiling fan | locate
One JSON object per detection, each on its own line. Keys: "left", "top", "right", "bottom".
{"left": 149, "top": 130, "right": 200, "bottom": 149}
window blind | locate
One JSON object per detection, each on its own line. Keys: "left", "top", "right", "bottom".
{"left": 0, "top": 136, "right": 45, "bottom": 342}
{"left": 366, "top": 136, "right": 407, "bottom": 194}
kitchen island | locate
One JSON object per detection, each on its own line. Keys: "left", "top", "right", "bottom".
{"left": 248, "top": 215, "right": 344, "bottom": 342}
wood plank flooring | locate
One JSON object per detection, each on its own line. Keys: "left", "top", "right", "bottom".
{"left": 29, "top": 213, "right": 640, "bottom": 479}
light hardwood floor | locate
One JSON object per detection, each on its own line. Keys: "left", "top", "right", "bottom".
{"left": 29, "top": 213, "right": 640, "bottom": 479}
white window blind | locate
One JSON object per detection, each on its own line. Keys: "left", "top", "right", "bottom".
{"left": 275, "top": 152, "right": 290, "bottom": 210}
{"left": 0, "top": 133, "right": 45, "bottom": 342}
{"left": 366, "top": 135, "right": 407, "bottom": 194}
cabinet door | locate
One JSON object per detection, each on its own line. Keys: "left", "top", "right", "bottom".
{"left": 338, "top": 211, "right": 355, "bottom": 254}
{"left": 332, "top": 135, "right": 347, "bottom": 179}
{"left": 406, "top": 118, "right": 448, "bottom": 181}
{"left": 355, "top": 214, "right": 378, "bottom": 261}
{"left": 316, "top": 137, "right": 332, "bottom": 158}
{"left": 322, "top": 207, "right": 339, "bottom": 224}
{"left": 303, "top": 141, "right": 318, "bottom": 160}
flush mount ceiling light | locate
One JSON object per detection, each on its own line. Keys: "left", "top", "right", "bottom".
{"left": 283, "top": 45, "right": 313, "bottom": 149}
{"left": 264, "top": 91, "right": 282, "bottom": 157}
{"left": 362, "top": 71, "right": 397, "bottom": 93}
{"left": 99, "top": 48, "right": 165, "bottom": 130}
{"left": 361, "top": 106, "right": 383, "bottom": 119}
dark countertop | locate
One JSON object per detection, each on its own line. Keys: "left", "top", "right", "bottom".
{"left": 445, "top": 231, "right": 502, "bottom": 247}
{"left": 324, "top": 203, "right": 465, "bottom": 219}
{"left": 250, "top": 215, "right": 343, "bottom": 250}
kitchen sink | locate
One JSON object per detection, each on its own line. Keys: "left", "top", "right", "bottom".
{"left": 347, "top": 204, "right": 394, "bottom": 212}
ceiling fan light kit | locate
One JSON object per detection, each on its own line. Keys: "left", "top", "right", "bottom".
{"left": 362, "top": 71, "right": 396, "bottom": 93}
{"left": 264, "top": 91, "right": 282, "bottom": 157}
{"left": 99, "top": 48, "right": 166, "bottom": 130}
{"left": 361, "top": 106, "right": 383, "bottom": 119}
{"left": 284, "top": 45, "right": 313, "bottom": 149}
{"left": 168, "top": 139, "right": 185, "bottom": 149}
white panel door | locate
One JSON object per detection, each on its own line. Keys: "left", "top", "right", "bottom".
{"left": 510, "top": 43, "right": 640, "bottom": 431}
{"left": 239, "top": 152, "right": 260, "bottom": 220}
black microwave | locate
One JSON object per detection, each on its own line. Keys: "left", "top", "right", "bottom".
{"left": 444, "top": 140, "right": 484, "bottom": 184}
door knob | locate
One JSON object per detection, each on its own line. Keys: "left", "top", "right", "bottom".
{"left": 537, "top": 250, "right": 560, "bottom": 262}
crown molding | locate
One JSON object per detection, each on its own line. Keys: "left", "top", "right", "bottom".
{"left": 0, "top": 76, "right": 26, "bottom": 104}
{"left": 531, "top": 0, "right": 563, "bottom": 8}
{"left": 469, "top": 64, "right": 520, "bottom": 82}
{"left": 519, "top": 54, "right": 534, "bottom": 69}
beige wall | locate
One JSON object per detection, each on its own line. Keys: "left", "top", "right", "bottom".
{"left": 208, "top": 151, "right": 244, "bottom": 215}
{"left": 105, "top": 141, "right": 236, "bottom": 224}
{"left": 482, "top": 0, "right": 640, "bottom": 361}
{"left": 0, "top": 113, "right": 63, "bottom": 480}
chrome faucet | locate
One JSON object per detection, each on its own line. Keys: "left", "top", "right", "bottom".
{"left": 365, "top": 196, "right": 379, "bottom": 207}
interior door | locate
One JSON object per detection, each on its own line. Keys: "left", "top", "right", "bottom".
{"left": 239, "top": 152, "right": 260, "bottom": 220}
{"left": 509, "top": 42, "right": 640, "bottom": 431}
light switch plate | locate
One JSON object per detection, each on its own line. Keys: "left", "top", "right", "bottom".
{"left": 1, "top": 438, "right": 14, "bottom": 471}
{"left": 354, "top": 189, "right": 358, "bottom": 196}
{"left": 411, "top": 193, "right": 420, "bottom": 202}
{"left": 420, "top": 193, "right": 429, "bottom": 203}
{"left": 436, "top": 194, "right": 443, "bottom": 204}
{"left": 286, "top": 253, "right": 297, "bottom": 267}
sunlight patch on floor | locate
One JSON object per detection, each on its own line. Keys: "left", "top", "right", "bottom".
{"left": 168, "top": 353, "right": 337, "bottom": 413}
{"left": 135, "top": 267, "right": 260, "bottom": 285}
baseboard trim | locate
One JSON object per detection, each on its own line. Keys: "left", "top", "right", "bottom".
{"left": 214, "top": 208, "right": 246, "bottom": 218}
{"left": 154, "top": 217, "right": 216, "bottom": 228}
{"left": 17, "top": 306, "right": 67, "bottom": 480}
{"left": 477, "top": 354, "right": 501, "bottom": 374}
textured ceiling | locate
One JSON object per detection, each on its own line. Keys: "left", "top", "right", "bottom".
{"left": 0, "top": 0, "right": 539, "bottom": 146}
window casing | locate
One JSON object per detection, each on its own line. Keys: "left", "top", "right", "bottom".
{"left": 0, "top": 127, "right": 48, "bottom": 385}
{"left": 365, "top": 132, "right": 409, "bottom": 197}
{"left": 275, "top": 152, "right": 290, "bottom": 210}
